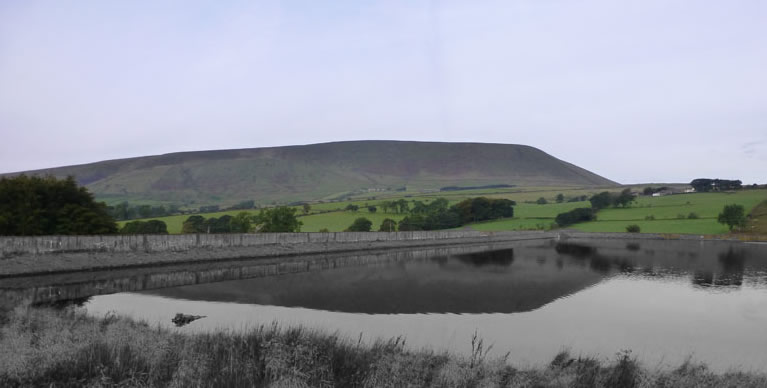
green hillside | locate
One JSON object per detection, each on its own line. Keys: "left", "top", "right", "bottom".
{"left": 6, "top": 141, "right": 617, "bottom": 206}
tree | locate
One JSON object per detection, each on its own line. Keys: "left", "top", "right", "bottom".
{"left": 347, "top": 217, "right": 372, "bottom": 232}
{"left": 120, "top": 220, "right": 168, "bottom": 234}
{"left": 367, "top": 205, "right": 377, "bottom": 213}
{"left": 536, "top": 197, "right": 548, "bottom": 205}
{"left": 589, "top": 192, "right": 613, "bottom": 210}
{"left": 255, "top": 206, "right": 302, "bottom": 232}
{"left": 554, "top": 208, "right": 595, "bottom": 227}
{"left": 0, "top": 175, "right": 117, "bottom": 235}
{"left": 345, "top": 204, "right": 359, "bottom": 212}
{"left": 379, "top": 218, "right": 397, "bottom": 232}
{"left": 556, "top": 193, "right": 564, "bottom": 203}
{"left": 302, "top": 203, "right": 311, "bottom": 215}
{"left": 396, "top": 199, "right": 409, "bottom": 214}
{"left": 625, "top": 224, "right": 641, "bottom": 233}
{"left": 230, "top": 212, "right": 253, "bottom": 233}
{"left": 613, "top": 188, "right": 636, "bottom": 208}
{"left": 181, "top": 215, "right": 206, "bottom": 233}
{"left": 717, "top": 204, "right": 746, "bottom": 231}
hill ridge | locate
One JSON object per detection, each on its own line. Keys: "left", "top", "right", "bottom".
{"left": 5, "top": 140, "right": 617, "bottom": 205}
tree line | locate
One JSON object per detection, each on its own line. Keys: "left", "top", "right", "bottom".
{"left": 344, "top": 197, "right": 516, "bottom": 232}
{"left": 181, "top": 207, "right": 302, "bottom": 234}
{"left": 0, "top": 175, "right": 117, "bottom": 235}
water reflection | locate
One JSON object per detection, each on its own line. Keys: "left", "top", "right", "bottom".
{"left": 4, "top": 238, "right": 767, "bottom": 371}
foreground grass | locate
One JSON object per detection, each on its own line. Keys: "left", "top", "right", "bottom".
{"left": 1, "top": 308, "right": 765, "bottom": 387}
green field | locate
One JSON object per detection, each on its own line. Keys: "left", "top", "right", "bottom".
{"left": 119, "top": 188, "right": 767, "bottom": 236}
{"left": 569, "top": 190, "right": 767, "bottom": 234}
{"left": 299, "top": 211, "right": 405, "bottom": 232}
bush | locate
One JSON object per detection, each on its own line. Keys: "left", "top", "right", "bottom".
{"left": 687, "top": 212, "right": 699, "bottom": 219}
{"left": 120, "top": 220, "right": 168, "bottom": 234}
{"left": 626, "top": 225, "right": 641, "bottom": 233}
{"left": 644, "top": 215, "right": 655, "bottom": 221}
{"left": 555, "top": 208, "right": 595, "bottom": 227}
{"left": 379, "top": 218, "right": 397, "bottom": 232}
{"left": 536, "top": 197, "right": 548, "bottom": 205}
{"left": 347, "top": 217, "right": 372, "bottom": 232}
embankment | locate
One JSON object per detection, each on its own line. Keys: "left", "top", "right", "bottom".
{"left": 0, "top": 231, "right": 554, "bottom": 277}
{"left": 2, "top": 230, "right": 759, "bottom": 278}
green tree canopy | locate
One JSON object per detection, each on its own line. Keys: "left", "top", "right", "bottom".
{"left": 554, "top": 208, "right": 595, "bottom": 227}
{"left": 589, "top": 192, "right": 613, "bottom": 210}
{"left": 0, "top": 175, "right": 117, "bottom": 235}
{"left": 256, "top": 206, "right": 302, "bottom": 232}
{"left": 120, "top": 220, "right": 168, "bottom": 234}
{"left": 718, "top": 204, "right": 746, "bottom": 231}
{"left": 347, "top": 217, "right": 372, "bottom": 232}
{"left": 181, "top": 215, "right": 206, "bottom": 233}
{"left": 379, "top": 218, "right": 397, "bottom": 232}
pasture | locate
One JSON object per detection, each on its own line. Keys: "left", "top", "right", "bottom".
{"left": 118, "top": 187, "right": 767, "bottom": 236}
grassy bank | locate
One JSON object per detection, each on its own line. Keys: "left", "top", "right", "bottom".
{"left": 1, "top": 308, "right": 765, "bottom": 387}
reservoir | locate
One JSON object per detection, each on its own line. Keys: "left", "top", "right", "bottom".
{"left": 9, "top": 238, "right": 767, "bottom": 371}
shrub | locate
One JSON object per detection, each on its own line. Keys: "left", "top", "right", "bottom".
{"left": 626, "top": 225, "right": 641, "bottom": 233}
{"left": 555, "top": 208, "right": 595, "bottom": 227}
{"left": 536, "top": 197, "right": 548, "bottom": 205}
{"left": 347, "top": 217, "right": 372, "bottom": 232}
{"left": 687, "top": 212, "right": 699, "bottom": 219}
{"left": 644, "top": 215, "right": 655, "bottom": 221}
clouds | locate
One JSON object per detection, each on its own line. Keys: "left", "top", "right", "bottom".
{"left": 0, "top": 0, "right": 765, "bottom": 184}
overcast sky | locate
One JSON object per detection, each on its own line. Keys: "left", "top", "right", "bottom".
{"left": 1, "top": 0, "right": 765, "bottom": 184}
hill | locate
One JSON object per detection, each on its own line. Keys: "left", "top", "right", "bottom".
{"left": 5, "top": 141, "right": 617, "bottom": 206}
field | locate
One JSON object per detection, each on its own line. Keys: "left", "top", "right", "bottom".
{"left": 119, "top": 188, "right": 767, "bottom": 236}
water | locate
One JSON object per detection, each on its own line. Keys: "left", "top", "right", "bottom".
{"left": 5, "top": 239, "right": 767, "bottom": 371}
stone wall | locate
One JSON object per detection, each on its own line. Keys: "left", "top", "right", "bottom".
{"left": 0, "top": 231, "right": 509, "bottom": 258}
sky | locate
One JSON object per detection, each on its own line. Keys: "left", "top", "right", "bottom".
{"left": 1, "top": 0, "right": 765, "bottom": 184}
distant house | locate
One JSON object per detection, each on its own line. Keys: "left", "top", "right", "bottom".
{"left": 653, "top": 188, "right": 689, "bottom": 197}
{"left": 684, "top": 187, "right": 696, "bottom": 193}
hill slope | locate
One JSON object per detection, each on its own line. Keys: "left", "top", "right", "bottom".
{"left": 6, "top": 141, "right": 617, "bottom": 205}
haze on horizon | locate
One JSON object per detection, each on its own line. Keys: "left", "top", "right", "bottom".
{"left": 1, "top": 0, "right": 765, "bottom": 184}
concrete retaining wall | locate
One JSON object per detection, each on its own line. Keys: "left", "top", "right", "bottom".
{"left": 0, "top": 231, "right": 500, "bottom": 258}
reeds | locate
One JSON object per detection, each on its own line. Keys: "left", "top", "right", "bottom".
{"left": 1, "top": 307, "right": 765, "bottom": 387}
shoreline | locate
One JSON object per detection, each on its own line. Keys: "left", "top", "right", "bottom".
{"left": 1, "top": 306, "right": 765, "bottom": 387}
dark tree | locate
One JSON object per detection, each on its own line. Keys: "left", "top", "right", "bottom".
{"left": 256, "top": 206, "right": 302, "bottom": 232}
{"left": 120, "top": 220, "right": 168, "bottom": 234}
{"left": 717, "top": 204, "right": 746, "bottom": 231}
{"left": 347, "top": 217, "right": 372, "bottom": 232}
{"left": 230, "top": 212, "right": 253, "bottom": 233}
{"left": 181, "top": 215, "right": 206, "bottom": 233}
{"left": 0, "top": 175, "right": 117, "bottom": 235}
{"left": 536, "top": 197, "right": 548, "bottom": 205}
{"left": 556, "top": 193, "right": 565, "bottom": 203}
{"left": 345, "top": 204, "right": 359, "bottom": 212}
{"left": 555, "top": 208, "right": 595, "bottom": 227}
{"left": 302, "top": 203, "right": 311, "bottom": 215}
{"left": 613, "top": 188, "right": 636, "bottom": 208}
{"left": 589, "top": 192, "right": 613, "bottom": 210}
{"left": 626, "top": 224, "right": 641, "bottom": 233}
{"left": 379, "top": 218, "right": 397, "bottom": 232}
{"left": 367, "top": 205, "right": 377, "bottom": 213}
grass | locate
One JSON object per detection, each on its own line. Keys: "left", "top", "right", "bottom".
{"left": 1, "top": 307, "right": 765, "bottom": 387}
{"left": 117, "top": 189, "right": 767, "bottom": 235}
{"left": 745, "top": 200, "right": 767, "bottom": 234}
{"left": 300, "top": 211, "right": 406, "bottom": 232}
{"left": 570, "top": 190, "right": 767, "bottom": 234}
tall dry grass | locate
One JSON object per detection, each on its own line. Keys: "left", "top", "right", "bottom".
{"left": 1, "top": 307, "right": 765, "bottom": 387}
